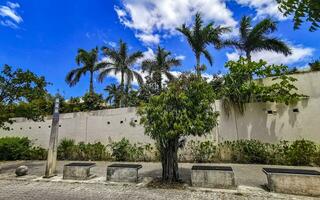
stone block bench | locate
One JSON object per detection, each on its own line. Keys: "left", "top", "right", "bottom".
{"left": 63, "top": 162, "right": 96, "bottom": 180}
{"left": 263, "top": 167, "right": 320, "bottom": 196}
{"left": 191, "top": 165, "right": 235, "bottom": 189}
{"left": 106, "top": 164, "right": 142, "bottom": 182}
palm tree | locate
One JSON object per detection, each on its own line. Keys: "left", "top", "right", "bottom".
{"left": 142, "top": 46, "right": 181, "bottom": 91}
{"left": 105, "top": 84, "right": 121, "bottom": 107}
{"left": 176, "top": 12, "right": 231, "bottom": 75}
{"left": 98, "top": 40, "right": 143, "bottom": 107}
{"left": 66, "top": 47, "right": 99, "bottom": 95}
{"left": 225, "top": 16, "right": 292, "bottom": 61}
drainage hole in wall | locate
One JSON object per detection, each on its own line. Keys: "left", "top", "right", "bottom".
{"left": 293, "top": 108, "right": 299, "bottom": 113}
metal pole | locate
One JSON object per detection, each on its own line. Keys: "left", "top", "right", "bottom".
{"left": 44, "top": 97, "right": 60, "bottom": 178}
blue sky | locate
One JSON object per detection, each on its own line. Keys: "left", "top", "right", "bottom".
{"left": 0, "top": 0, "right": 319, "bottom": 98}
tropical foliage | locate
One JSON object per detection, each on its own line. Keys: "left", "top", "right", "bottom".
{"left": 65, "top": 47, "right": 100, "bottom": 95}
{"left": 0, "top": 65, "right": 50, "bottom": 129}
{"left": 176, "top": 12, "right": 230, "bottom": 75}
{"left": 225, "top": 16, "right": 292, "bottom": 61}
{"left": 216, "top": 58, "right": 305, "bottom": 114}
{"left": 277, "top": 0, "right": 320, "bottom": 31}
{"left": 105, "top": 84, "right": 121, "bottom": 107}
{"left": 98, "top": 40, "right": 143, "bottom": 107}
{"left": 138, "top": 74, "right": 219, "bottom": 182}
{"left": 142, "top": 46, "right": 181, "bottom": 91}
{"left": 309, "top": 59, "right": 320, "bottom": 71}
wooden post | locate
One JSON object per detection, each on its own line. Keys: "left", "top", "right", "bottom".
{"left": 44, "top": 97, "right": 60, "bottom": 178}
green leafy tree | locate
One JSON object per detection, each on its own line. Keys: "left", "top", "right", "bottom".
{"left": 277, "top": 0, "right": 320, "bottom": 31}
{"left": 219, "top": 58, "right": 305, "bottom": 114}
{"left": 0, "top": 65, "right": 49, "bottom": 129}
{"left": 81, "top": 92, "right": 106, "bottom": 111}
{"left": 99, "top": 40, "right": 144, "bottom": 106}
{"left": 66, "top": 47, "right": 100, "bottom": 95}
{"left": 176, "top": 12, "right": 231, "bottom": 75}
{"left": 142, "top": 46, "right": 181, "bottom": 91}
{"left": 309, "top": 59, "right": 320, "bottom": 71}
{"left": 138, "top": 74, "right": 219, "bottom": 182}
{"left": 138, "top": 75, "right": 163, "bottom": 102}
{"left": 105, "top": 84, "right": 121, "bottom": 107}
{"left": 225, "top": 16, "right": 292, "bottom": 61}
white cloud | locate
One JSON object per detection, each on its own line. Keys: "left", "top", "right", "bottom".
{"left": 175, "top": 55, "right": 186, "bottom": 60}
{"left": 136, "top": 33, "right": 160, "bottom": 45}
{"left": 107, "top": 41, "right": 117, "bottom": 48}
{"left": 0, "top": 1, "right": 22, "bottom": 29}
{"left": 234, "top": 0, "right": 286, "bottom": 21}
{"left": 115, "top": 0, "right": 237, "bottom": 45}
{"left": 0, "top": 19, "right": 17, "bottom": 28}
{"left": 226, "top": 44, "right": 314, "bottom": 65}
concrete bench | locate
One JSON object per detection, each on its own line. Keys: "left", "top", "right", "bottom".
{"left": 263, "top": 168, "right": 320, "bottom": 196}
{"left": 191, "top": 165, "right": 235, "bottom": 189}
{"left": 106, "top": 164, "right": 142, "bottom": 182}
{"left": 63, "top": 162, "right": 96, "bottom": 180}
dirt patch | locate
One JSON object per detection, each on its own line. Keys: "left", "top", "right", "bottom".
{"left": 146, "top": 177, "right": 188, "bottom": 190}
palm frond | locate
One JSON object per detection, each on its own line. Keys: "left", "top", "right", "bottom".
{"left": 249, "top": 18, "right": 277, "bottom": 40}
{"left": 202, "top": 49, "right": 213, "bottom": 66}
{"left": 65, "top": 67, "right": 86, "bottom": 86}
{"left": 239, "top": 16, "right": 251, "bottom": 40}
{"left": 255, "top": 38, "right": 292, "bottom": 56}
{"left": 98, "top": 67, "right": 117, "bottom": 82}
{"left": 132, "top": 70, "right": 144, "bottom": 86}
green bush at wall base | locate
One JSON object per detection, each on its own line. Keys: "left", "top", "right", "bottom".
{"left": 0, "top": 137, "right": 47, "bottom": 160}
{"left": 1, "top": 136, "right": 320, "bottom": 167}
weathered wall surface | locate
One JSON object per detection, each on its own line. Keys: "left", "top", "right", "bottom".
{"left": 0, "top": 71, "right": 319, "bottom": 147}
{"left": 217, "top": 71, "right": 320, "bottom": 143}
{"left": 0, "top": 107, "right": 151, "bottom": 147}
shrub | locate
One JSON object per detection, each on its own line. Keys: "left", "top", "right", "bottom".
{"left": 0, "top": 137, "right": 46, "bottom": 160}
{"left": 313, "top": 146, "right": 320, "bottom": 166}
{"left": 286, "top": 139, "right": 317, "bottom": 166}
{"left": 110, "top": 138, "right": 132, "bottom": 161}
{"left": 57, "top": 139, "right": 111, "bottom": 161}
{"left": 29, "top": 146, "right": 47, "bottom": 160}
{"left": 81, "top": 142, "right": 110, "bottom": 161}
{"left": 266, "top": 141, "right": 290, "bottom": 165}
{"left": 186, "top": 140, "right": 216, "bottom": 163}
{"left": 0, "top": 137, "right": 32, "bottom": 160}
{"left": 216, "top": 140, "right": 269, "bottom": 164}
{"left": 110, "top": 138, "right": 157, "bottom": 162}
{"left": 58, "top": 138, "right": 76, "bottom": 160}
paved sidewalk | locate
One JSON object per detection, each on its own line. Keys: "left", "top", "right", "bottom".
{"left": 0, "top": 161, "right": 319, "bottom": 199}
{"left": 1, "top": 161, "right": 319, "bottom": 186}
{"left": 0, "top": 179, "right": 316, "bottom": 200}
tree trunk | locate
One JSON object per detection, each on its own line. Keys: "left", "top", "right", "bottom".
{"left": 246, "top": 51, "right": 251, "bottom": 62}
{"left": 195, "top": 54, "right": 201, "bottom": 76}
{"left": 160, "top": 137, "right": 180, "bottom": 182}
{"left": 120, "top": 72, "right": 124, "bottom": 108}
{"left": 89, "top": 71, "right": 94, "bottom": 95}
{"left": 156, "top": 72, "right": 162, "bottom": 93}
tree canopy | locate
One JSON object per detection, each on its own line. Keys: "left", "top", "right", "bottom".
{"left": 65, "top": 47, "right": 100, "bottom": 95}
{"left": 277, "top": 0, "right": 320, "bottom": 31}
{"left": 176, "top": 12, "right": 231, "bottom": 75}
{"left": 225, "top": 16, "right": 292, "bottom": 61}
{"left": 0, "top": 65, "right": 50, "bottom": 129}
{"left": 215, "top": 58, "right": 306, "bottom": 114}
{"left": 138, "top": 74, "right": 219, "bottom": 182}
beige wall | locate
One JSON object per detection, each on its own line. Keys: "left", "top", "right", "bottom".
{"left": 217, "top": 71, "right": 320, "bottom": 143}
{"left": 0, "top": 71, "right": 319, "bottom": 147}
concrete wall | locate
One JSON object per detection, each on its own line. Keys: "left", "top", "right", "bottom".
{"left": 0, "top": 71, "right": 319, "bottom": 147}
{"left": 0, "top": 107, "right": 151, "bottom": 147}
{"left": 216, "top": 71, "right": 320, "bottom": 143}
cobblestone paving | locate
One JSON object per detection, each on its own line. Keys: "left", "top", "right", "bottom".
{"left": 0, "top": 180, "right": 316, "bottom": 200}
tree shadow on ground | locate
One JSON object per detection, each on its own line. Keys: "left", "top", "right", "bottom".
{"left": 140, "top": 167, "right": 192, "bottom": 184}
